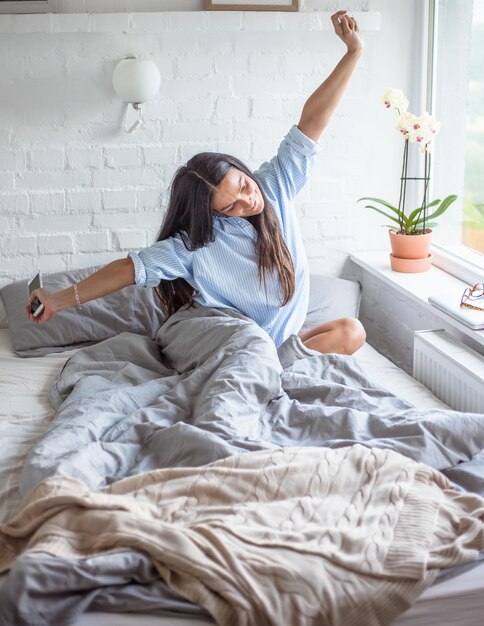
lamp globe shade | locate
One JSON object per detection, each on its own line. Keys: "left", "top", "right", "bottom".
{"left": 112, "top": 58, "right": 161, "bottom": 104}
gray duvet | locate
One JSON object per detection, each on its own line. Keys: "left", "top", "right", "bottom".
{"left": 2, "top": 302, "right": 484, "bottom": 626}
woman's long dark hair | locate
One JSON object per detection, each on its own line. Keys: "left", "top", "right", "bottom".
{"left": 154, "top": 152, "right": 296, "bottom": 317}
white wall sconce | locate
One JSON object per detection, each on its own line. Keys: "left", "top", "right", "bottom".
{"left": 112, "top": 57, "right": 161, "bottom": 134}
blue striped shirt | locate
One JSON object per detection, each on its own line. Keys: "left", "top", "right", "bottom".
{"left": 128, "top": 124, "right": 322, "bottom": 348}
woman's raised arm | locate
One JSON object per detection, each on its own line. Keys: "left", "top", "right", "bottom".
{"left": 25, "top": 257, "right": 135, "bottom": 325}
{"left": 297, "top": 10, "right": 363, "bottom": 143}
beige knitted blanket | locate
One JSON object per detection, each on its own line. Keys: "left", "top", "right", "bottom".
{"left": 1, "top": 445, "right": 483, "bottom": 626}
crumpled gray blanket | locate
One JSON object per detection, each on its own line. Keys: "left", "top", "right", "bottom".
{"left": 21, "top": 301, "right": 484, "bottom": 494}
{"left": 0, "top": 551, "right": 211, "bottom": 626}
{"left": 1, "top": 302, "right": 483, "bottom": 626}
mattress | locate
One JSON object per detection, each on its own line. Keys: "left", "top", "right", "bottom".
{"left": 1, "top": 329, "right": 482, "bottom": 626}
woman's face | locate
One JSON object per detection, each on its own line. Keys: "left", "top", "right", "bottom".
{"left": 211, "top": 167, "right": 264, "bottom": 218}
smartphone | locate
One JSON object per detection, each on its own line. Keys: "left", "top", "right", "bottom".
{"left": 28, "top": 271, "right": 45, "bottom": 318}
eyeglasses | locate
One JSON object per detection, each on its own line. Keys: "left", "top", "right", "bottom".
{"left": 460, "top": 283, "right": 484, "bottom": 312}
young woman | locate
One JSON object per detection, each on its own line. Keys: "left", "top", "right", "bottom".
{"left": 26, "top": 10, "right": 366, "bottom": 356}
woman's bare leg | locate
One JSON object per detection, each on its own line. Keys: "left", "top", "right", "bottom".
{"left": 297, "top": 317, "right": 366, "bottom": 355}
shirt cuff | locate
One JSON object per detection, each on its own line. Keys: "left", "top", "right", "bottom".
{"left": 285, "top": 124, "right": 322, "bottom": 157}
{"left": 127, "top": 251, "right": 147, "bottom": 288}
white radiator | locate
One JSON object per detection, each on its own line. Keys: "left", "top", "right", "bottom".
{"left": 413, "top": 329, "right": 484, "bottom": 413}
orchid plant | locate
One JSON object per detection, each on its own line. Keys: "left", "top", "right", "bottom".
{"left": 358, "top": 88, "right": 457, "bottom": 235}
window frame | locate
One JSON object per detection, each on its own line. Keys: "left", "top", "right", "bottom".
{"left": 428, "top": 0, "right": 484, "bottom": 282}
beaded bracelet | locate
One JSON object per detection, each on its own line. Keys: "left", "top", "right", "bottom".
{"left": 73, "top": 283, "right": 82, "bottom": 309}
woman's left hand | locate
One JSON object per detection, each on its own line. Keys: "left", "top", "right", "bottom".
{"left": 331, "top": 10, "right": 363, "bottom": 54}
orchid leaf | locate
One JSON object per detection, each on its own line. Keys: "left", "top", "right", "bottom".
{"left": 364, "top": 205, "right": 402, "bottom": 225}
{"left": 407, "top": 209, "right": 423, "bottom": 227}
{"left": 416, "top": 194, "right": 457, "bottom": 224}
{"left": 358, "top": 197, "right": 402, "bottom": 217}
{"left": 407, "top": 198, "right": 441, "bottom": 224}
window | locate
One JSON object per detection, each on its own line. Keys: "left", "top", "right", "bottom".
{"left": 462, "top": 0, "right": 484, "bottom": 255}
{"left": 430, "top": 0, "right": 484, "bottom": 279}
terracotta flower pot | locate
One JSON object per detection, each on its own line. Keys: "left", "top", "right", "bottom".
{"left": 389, "top": 229, "right": 432, "bottom": 258}
{"left": 389, "top": 253, "right": 433, "bottom": 273}
{"left": 388, "top": 229, "right": 433, "bottom": 273}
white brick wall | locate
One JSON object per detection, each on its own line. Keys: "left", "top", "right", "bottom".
{"left": 0, "top": 1, "right": 422, "bottom": 331}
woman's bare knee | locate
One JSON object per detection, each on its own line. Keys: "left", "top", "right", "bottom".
{"left": 300, "top": 317, "right": 366, "bottom": 355}
{"left": 337, "top": 317, "right": 366, "bottom": 354}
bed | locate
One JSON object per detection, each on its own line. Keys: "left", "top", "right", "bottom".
{"left": 1, "top": 319, "right": 483, "bottom": 626}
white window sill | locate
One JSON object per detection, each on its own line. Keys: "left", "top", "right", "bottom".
{"left": 350, "top": 251, "right": 484, "bottom": 351}
{"left": 431, "top": 243, "right": 484, "bottom": 285}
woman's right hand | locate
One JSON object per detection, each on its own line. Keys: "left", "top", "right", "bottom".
{"left": 331, "top": 10, "right": 363, "bottom": 55}
{"left": 25, "top": 288, "right": 58, "bottom": 324}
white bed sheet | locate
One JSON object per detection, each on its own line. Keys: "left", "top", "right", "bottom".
{"left": 353, "top": 342, "right": 450, "bottom": 410}
{"left": 1, "top": 329, "right": 481, "bottom": 626}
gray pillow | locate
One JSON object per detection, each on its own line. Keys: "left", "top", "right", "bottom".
{"left": 0, "top": 267, "right": 361, "bottom": 357}
{"left": 0, "top": 265, "right": 167, "bottom": 358}
{"left": 302, "top": 274, "right": 361, "bottom": 332}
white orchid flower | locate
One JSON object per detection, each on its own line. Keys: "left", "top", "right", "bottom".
{"left": 418, "top": 112, "right": 440, "bottom": 134}
{"left": 382, "top": 88, "right": 409, "bottom": 113}
{"left": 395, "top": 112, "right": 416, "bottom": 138}
{"left": 412, "top": 112, "right": 441, "bottom": 149}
